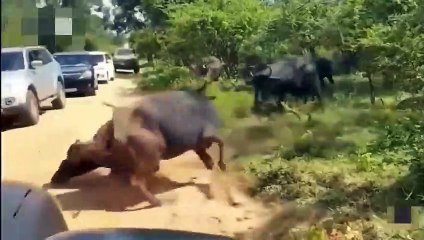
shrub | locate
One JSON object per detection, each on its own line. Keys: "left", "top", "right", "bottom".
{"left": 137, "top": 63, "right": 197, "bottom": 91}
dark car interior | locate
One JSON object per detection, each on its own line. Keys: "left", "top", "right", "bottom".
{"left": 1, "top": 181, "right": 233, "bottom": 240}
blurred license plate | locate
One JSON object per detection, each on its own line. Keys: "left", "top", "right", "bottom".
{"left": 65, "top": 88, "right": 77, "bottom": 93}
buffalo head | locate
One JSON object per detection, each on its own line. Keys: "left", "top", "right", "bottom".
{"left": 50, "top": 140, "right": 108, "bottom": 184}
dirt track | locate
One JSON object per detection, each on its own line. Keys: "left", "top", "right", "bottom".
{"left": 1, "top": 77, "right": 273, "bottom": 237}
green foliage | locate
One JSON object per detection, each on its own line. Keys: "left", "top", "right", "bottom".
{"left": 165, "top": 0, "right": 272, "bottom": 75}
{"left": 138, "top": 62, "right": 196, "bottom": 91}
{"left": 129, "top": 28, "right": 162, "bottom": 62}
{"left": 83, "top": 35, "right": 98, "bottom": 51}
{"left": 205, "top": 82, "right": 252, "bottom": 127}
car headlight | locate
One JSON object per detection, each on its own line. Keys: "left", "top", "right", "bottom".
{"left": 3, "top": 97, "right": 16, "bottom": 106}
{"left": 79, "top": 70, "right": 92, "bottom": 79}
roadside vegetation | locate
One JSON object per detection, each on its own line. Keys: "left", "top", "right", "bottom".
{"left": 117, "top": 0, "right": 423, "bottom": 239}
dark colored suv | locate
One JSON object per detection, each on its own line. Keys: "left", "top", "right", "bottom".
{"left": 112, "top": 48, "right": 140, "bottom": 73}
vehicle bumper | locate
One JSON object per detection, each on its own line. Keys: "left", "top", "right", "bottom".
{"left": 64, "top": 79, "right": 95, "bottom": 93}
{"left": 94, "top": 69, "right": 109, "bottom": 81}
{"left": 96, "top": 72, "right": 108, "bottom": 81}
{"left": 1, "top": 104, "right": 26, "bottom": 118}
{"left": 113, "top": 61, "right": 137, "bottom": 70}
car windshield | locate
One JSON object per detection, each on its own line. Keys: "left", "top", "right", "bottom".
{"left": 115, "top": 49, "right": 133, "bottom": 55}
{"left": 90, "top": 54, "right": 105, "bottom": 65}
{"left": 54, "top": 54, "right": 91, "bottom": 66}
{"left": 1, "top": 51, "right": 25, "bottom": 71}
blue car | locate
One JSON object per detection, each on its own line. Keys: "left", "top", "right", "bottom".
{"left": 53, "top": 52, "right": 99, "bottom": 96}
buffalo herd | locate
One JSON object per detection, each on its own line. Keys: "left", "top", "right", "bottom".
{"left": 190, "top": 53, "right": 335, "bottom": 110}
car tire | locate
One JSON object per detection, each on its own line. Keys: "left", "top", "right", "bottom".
{"left": 86, "top": 84, "right": 96, "bottom": 96}
{"left": 21, "top": 90, "right": 40, "bottom": 126}
{"left": 105, "top": 73, "right": 109, "bottom": 84}
{"left": 51, "top": 82, "right": 66, "bottom": 109}
{"left": 134, "top": 66, "right": 140, "bottom": 74}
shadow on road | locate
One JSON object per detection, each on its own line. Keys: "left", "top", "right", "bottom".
{"left": 115, "top": 71, "right": 139, "bottom": 80}
{"left": 1, "top": 110, "right": 48, "bottom": 132}
{"left": 43, "top": 171, "right": 210, "bottom": 212}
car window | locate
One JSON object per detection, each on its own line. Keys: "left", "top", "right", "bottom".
{"left": 39, "top": 49, "right": 53, "bottom": 64}
{"left": 54, "top": 54, "right": 91, "bottom": 66}
{"left": 115, "top": 49, "right": 134, "bottom": 55}
{"left": 27, "top": 50, "right": 45, "bottom": 69}
{"left": 1, "top": 51, "right": 25, "bottom": 71}
{"left": 90, "top": 54, "right": 105, "bottom": 65}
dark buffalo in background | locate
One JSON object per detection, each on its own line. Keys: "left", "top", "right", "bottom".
{"left": 242, "top": 55, "right": 323, "bottom": 109}
{"left": 189, "top": 56, "right": 225, "bottom": 81}
{"left": 314, "top": 57, "right": 334, "bottom": 88}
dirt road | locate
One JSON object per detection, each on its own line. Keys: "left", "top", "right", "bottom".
{"left": 1, "top": 77, "right": 272, "bottom": 237}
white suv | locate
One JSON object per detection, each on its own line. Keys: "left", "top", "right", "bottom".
{"left": 89, "top": 51, "right": 115, "bottom": 83}
{"left": 1, "top": 46, "right": 66, "bottom": 127}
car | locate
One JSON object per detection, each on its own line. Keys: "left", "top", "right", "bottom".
{"left": 112, "top": 48, "right": 140, "bottom": 74}
{"left": 1, "top": 46, "right": 66, "bottom": 127}
{"left": 88, "top": 51, "right": 115, "bottom": 83}
{"left": 53, "top": 51, "right": 99, "bottom": 96}
{"left": 1, "top": 180, "right": 234, "bottom": 240}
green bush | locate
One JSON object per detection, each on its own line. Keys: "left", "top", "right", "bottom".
{"left": 137, "top": 63, "right": 197, "bottom": 91}
{"left": 83, "top": 36, "right": 98, "bottom": 51}
{"left": 205, "top": 82, "right": 253, "bottom": 127}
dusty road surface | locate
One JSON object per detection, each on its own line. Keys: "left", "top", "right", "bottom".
{"left": 1, "top": 77, "right": 274, "bottom": 238}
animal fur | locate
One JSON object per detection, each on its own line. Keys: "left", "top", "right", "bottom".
{"left": 51, "top": 90, "right": 225, "bottom": 207}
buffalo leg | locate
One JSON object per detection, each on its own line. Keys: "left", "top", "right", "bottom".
{"left": 130, "top": 174, "right": 161, "bottom": 207}
{"left": 202, "top": 136, "right": 226, "bottom": 171}
{"left": 276, "top": 94, "right": 286, "bottom": 111}
{"left": 253, "top": 87, "right": 260, "bottom": 109}
{"left": 109, "top": 169, "right": 130, "bottom": 185}
{"left": 195, "top": 148, "right": 214, "bottom": 170}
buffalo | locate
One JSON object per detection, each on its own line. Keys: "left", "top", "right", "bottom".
{"left": 243, "top": 55, "right": 323, "bottom": 109}
{"left": 50, "top": 86, "right": 225, "bottom": 207}
{"left": 314, "top": 57, "right": 334, "bottom": 88}
{"left": 189, "top": 56, "right": 225, "bottom": 81}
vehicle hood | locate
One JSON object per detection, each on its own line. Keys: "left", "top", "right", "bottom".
{"left": 1, "top": 70, "right": 29, "bottom": 91}
{"left": 1, "top": 70, "right": 31, "bottom": 102}
{"left": 60, "top": 64, "right": 91, "bottom": 74}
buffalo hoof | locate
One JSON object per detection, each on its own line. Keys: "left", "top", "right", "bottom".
{"left": 218, "top": 162, "right": 227, "bottom": 171}
{"left": 50, "top": 176, "right": 69, "bottom": 185}
{"left": 149, "top": 198, "right": 162, "bottom": 207}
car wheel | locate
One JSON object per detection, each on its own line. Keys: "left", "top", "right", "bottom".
{"left": 134, "top": 66, "right": 140, "bottom": 74}
{"left": 105, "top": 73, "right": 109, "bottom": 84}
{"left": 86, "top": 83, "right": 96, "bottom": 96}
{"left": 21, "top": 90, "right": 40, "bottom": 126}
{"left": 51, "top": 81, "right": 66, "bottom": 109}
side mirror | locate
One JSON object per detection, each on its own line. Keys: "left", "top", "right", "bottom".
{"left": 31, "top": 60, "right": 43, "bottom": 68}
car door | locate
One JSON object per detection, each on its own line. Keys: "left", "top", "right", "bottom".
{"left": 27, "top": 49, "right": 48, "bottom": 99}
{"left": 39, "top": 49, "right": 57, "bottom": 96}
